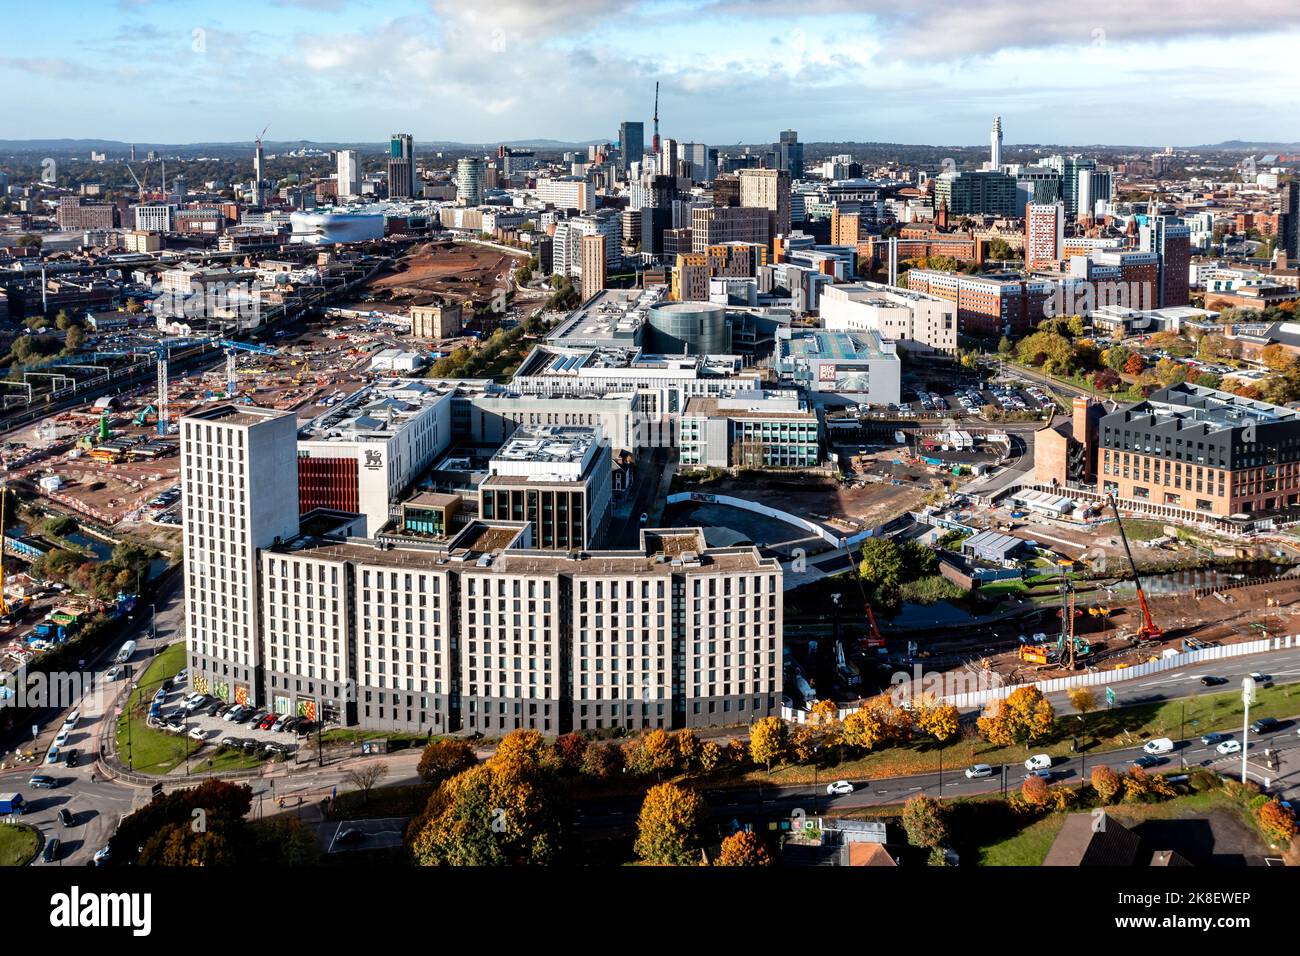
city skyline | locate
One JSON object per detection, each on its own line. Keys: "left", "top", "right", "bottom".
{"left": 2, "top": 0, "right": 1299, "bottom": 146}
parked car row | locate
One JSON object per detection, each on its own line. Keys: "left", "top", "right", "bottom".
{"left": 219, "top": 703, "right": 314, "bottom": 736}
{"left": 217, "top": 735, "right": 297, "bottom": 756}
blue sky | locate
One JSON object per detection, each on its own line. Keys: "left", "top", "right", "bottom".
{"left": 2, "top": 0, "right": 1298, "bottom": 146}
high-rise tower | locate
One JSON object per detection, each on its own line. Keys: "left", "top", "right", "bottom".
{"left": 990, "top": 115, "right": 1003, "bottom": 170}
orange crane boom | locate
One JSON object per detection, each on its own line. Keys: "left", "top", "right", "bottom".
{"left": 1106, "top": 493, "right": 1163, "bottom": 641}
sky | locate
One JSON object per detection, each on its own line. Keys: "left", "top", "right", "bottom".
{"left": 2, "top": 0, "right": 1299, "bottom": 147}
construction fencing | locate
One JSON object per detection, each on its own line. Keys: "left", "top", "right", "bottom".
{"left": 780, "top": 634, "right": 1297, "bottom": 723}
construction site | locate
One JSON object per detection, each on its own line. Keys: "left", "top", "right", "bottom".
{"left": 781, "top": 486, "right": 1300, "bottom": 712}
{"left": 368, "top": 239, "right": 518, "bottom": 309}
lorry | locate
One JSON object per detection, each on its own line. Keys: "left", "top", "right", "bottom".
{"left": 0, "top": 792, "right": 27, "bottom": 815}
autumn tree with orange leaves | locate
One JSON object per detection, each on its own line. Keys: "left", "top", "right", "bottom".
{"left": 977, "top": 687, "right": 1055, "bottom": 747}
{"left": 634, "top": 782, "right": 708, "bottom": 866}
{"left": 715, "top": 830, "right": 773, "bottom": 866}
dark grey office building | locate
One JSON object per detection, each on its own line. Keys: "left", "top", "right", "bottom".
{"left": 618, "top": 121, "right": 645, "bottom": 174}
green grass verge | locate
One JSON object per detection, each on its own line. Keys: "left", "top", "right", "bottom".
{"left": 977, "top": 579, "right": 1028, "bottom": 597}
{"left": 0, "top": 823, "right": 40, "bottom": 866}
{"left": 113, "top": 642, "right": 268, "bottom": 775}
{"left": 976, "top": 810, "right": 1067, "bottom": 865}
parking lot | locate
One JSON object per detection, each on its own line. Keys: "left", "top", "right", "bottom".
{"left": 898, "top": 382, "right": 1052, "bottom": 419}
{"left": 148, "top": 676, "right": 309, "bottom": 756}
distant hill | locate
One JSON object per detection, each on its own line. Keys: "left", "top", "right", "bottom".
{"left": 1, "top": 137, "right": 1294, "bottom": 156}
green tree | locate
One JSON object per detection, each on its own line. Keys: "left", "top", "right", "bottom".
{"left": 1104, "top": 345, "right": 1131, "bottom": 373}
{"left": 986, "top": 238, "right": 1015, "bottom": 261}
{"left": 64, "top": 325, "right": 86, "bottom": 352}
{"left": 997, "top": 335, "right": 1013, "bottom": 356}
{"left": 1015, "top": 330, "right": 1074, "bottom": 374}
{"left": 858, "top": 537, "right": 906, "bottom": 592}
{"left": 901, "top": 794, "right": 947, "bottom": 849}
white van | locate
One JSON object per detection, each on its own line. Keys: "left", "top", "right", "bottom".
{"left": 1024, "top": 753, "right": 1052, "bottom": 771}
{"left": 1142, "top": 737, "right": 1174, "bottom": 755}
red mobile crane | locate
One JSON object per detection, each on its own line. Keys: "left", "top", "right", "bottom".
{"left": 1107, "top": 493, "right": 1163, "bottom": 642}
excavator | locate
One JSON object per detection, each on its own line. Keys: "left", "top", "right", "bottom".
{"left": 1107, "top": 493, "right": 1163, "bottom": 642}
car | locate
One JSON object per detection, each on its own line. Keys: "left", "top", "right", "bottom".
{"left": 164, "top": 721, "right": 185, "bottom": 734}
{"left": 1199, "top": 675, "right": 1228, "bottom": 687}
{"left": 176, "top": 668, "right": 188, "bottom": 683}
{"left": 258, "top": 713, "right": 279, "bottom": 730}
{"left": 161, "top": 677, "right": 173, "bottom": 692}
{"left": 1143, "top": 737, "right": 1175, "bottom": 755}
{"left": 153, "top": 688, "right": 167, "bottom": 703}
{"left": 296, "top": 720, "right": 316, "bottom": 737}
{"left": 42, "top": 838, "right": 61, "bottom": 863}
{"left": 1248, "top": 672, "right": 1272, "bottom": 686}
{"left": 1216, "top": 739, "right": 1243, "bottom": 755}
{"left": 52, "top": 729, "right": 70, "bottom": 748}
{"left": 221, "top": 705, "right": 245, "bottom": 722}
{"left": 28, "top": 774, "right": 58, "bottom": 789}
{"left": 219, "top": 736, "right": 242, "bottom": 748}
{"left": 104, "top": 665, "right": 125, "bottom": 682}
{"left": 45, "top": 747, "right": 61, "bottom": 765}
{"left": 1023, "top": 768, "right": 1053, "bottom": 780}
{"left": 184, "top": 695, "right": 209, "bottom": 714}
{"left": 825, "top": 780, "right": 855, "bottom": 796}
{"left": 64, "top": 749, "right": 79, "bottom": 767}
{"left": 61, "top": 710, "right": 80, "bottom": 731}
{"left": 281, "top": 716, "right": 301, "bottom": 733}
{"left": 188, "top": 727, "right": 209, "bottom": 741}
{"left": 214, "top": 703, "right": 234, "bottom": 719}
{"left": 57, "top": 808, "right": 75, "bottom": 827}
{"left": 1200, "top": 732, "right": 1227, "bottom": 746}
{"left": 336, "top": 828, "right": 366, "bottom": 846}
{"left": 1024, "top": 754, "right": 1052, "bottom": 771}
{"left": 1250, "top": 717, "right": 1281, "bottom": 735}
{"left": 92, "top": 845, "right": 110, "bottom": 866}
{"left": 965, "top": 764, "right": 994, "bottom": 779}
{"left": 1132, "top": 755, "right": 1164, "bottom": 769}
{"left": 271, "top": 714, "right": 290, "bottom": 732}
{"left": 639, "top": 512, "right": 649, "bottom": 526}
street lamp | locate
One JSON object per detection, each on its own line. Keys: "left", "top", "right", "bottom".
{"left": 1179, "top": 699, "right": 1187, "bottom": 770}
{"left": 1240, "top": 676, "right": 1257, "bottom": 785}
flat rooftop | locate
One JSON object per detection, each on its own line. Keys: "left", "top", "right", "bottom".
{"left": 493, "top": 425, "right": 599, "bottom": 465}
{"left": 1118, "top": 383, "right": 1299, "bottom": 433}
{"left": 546, "top": 286, "right": 666, "bottom": 346}
{"left": 781, "top": 328, "right": 893, "bottom": 362}
{"left": 183, "top": 405, "right": 293, "bottom": 428}
{"left": 683, "top": 396, "right": 816, "bottom": 420}
{"left": 299, "top": 379, "right": 451, "bottom": 442}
